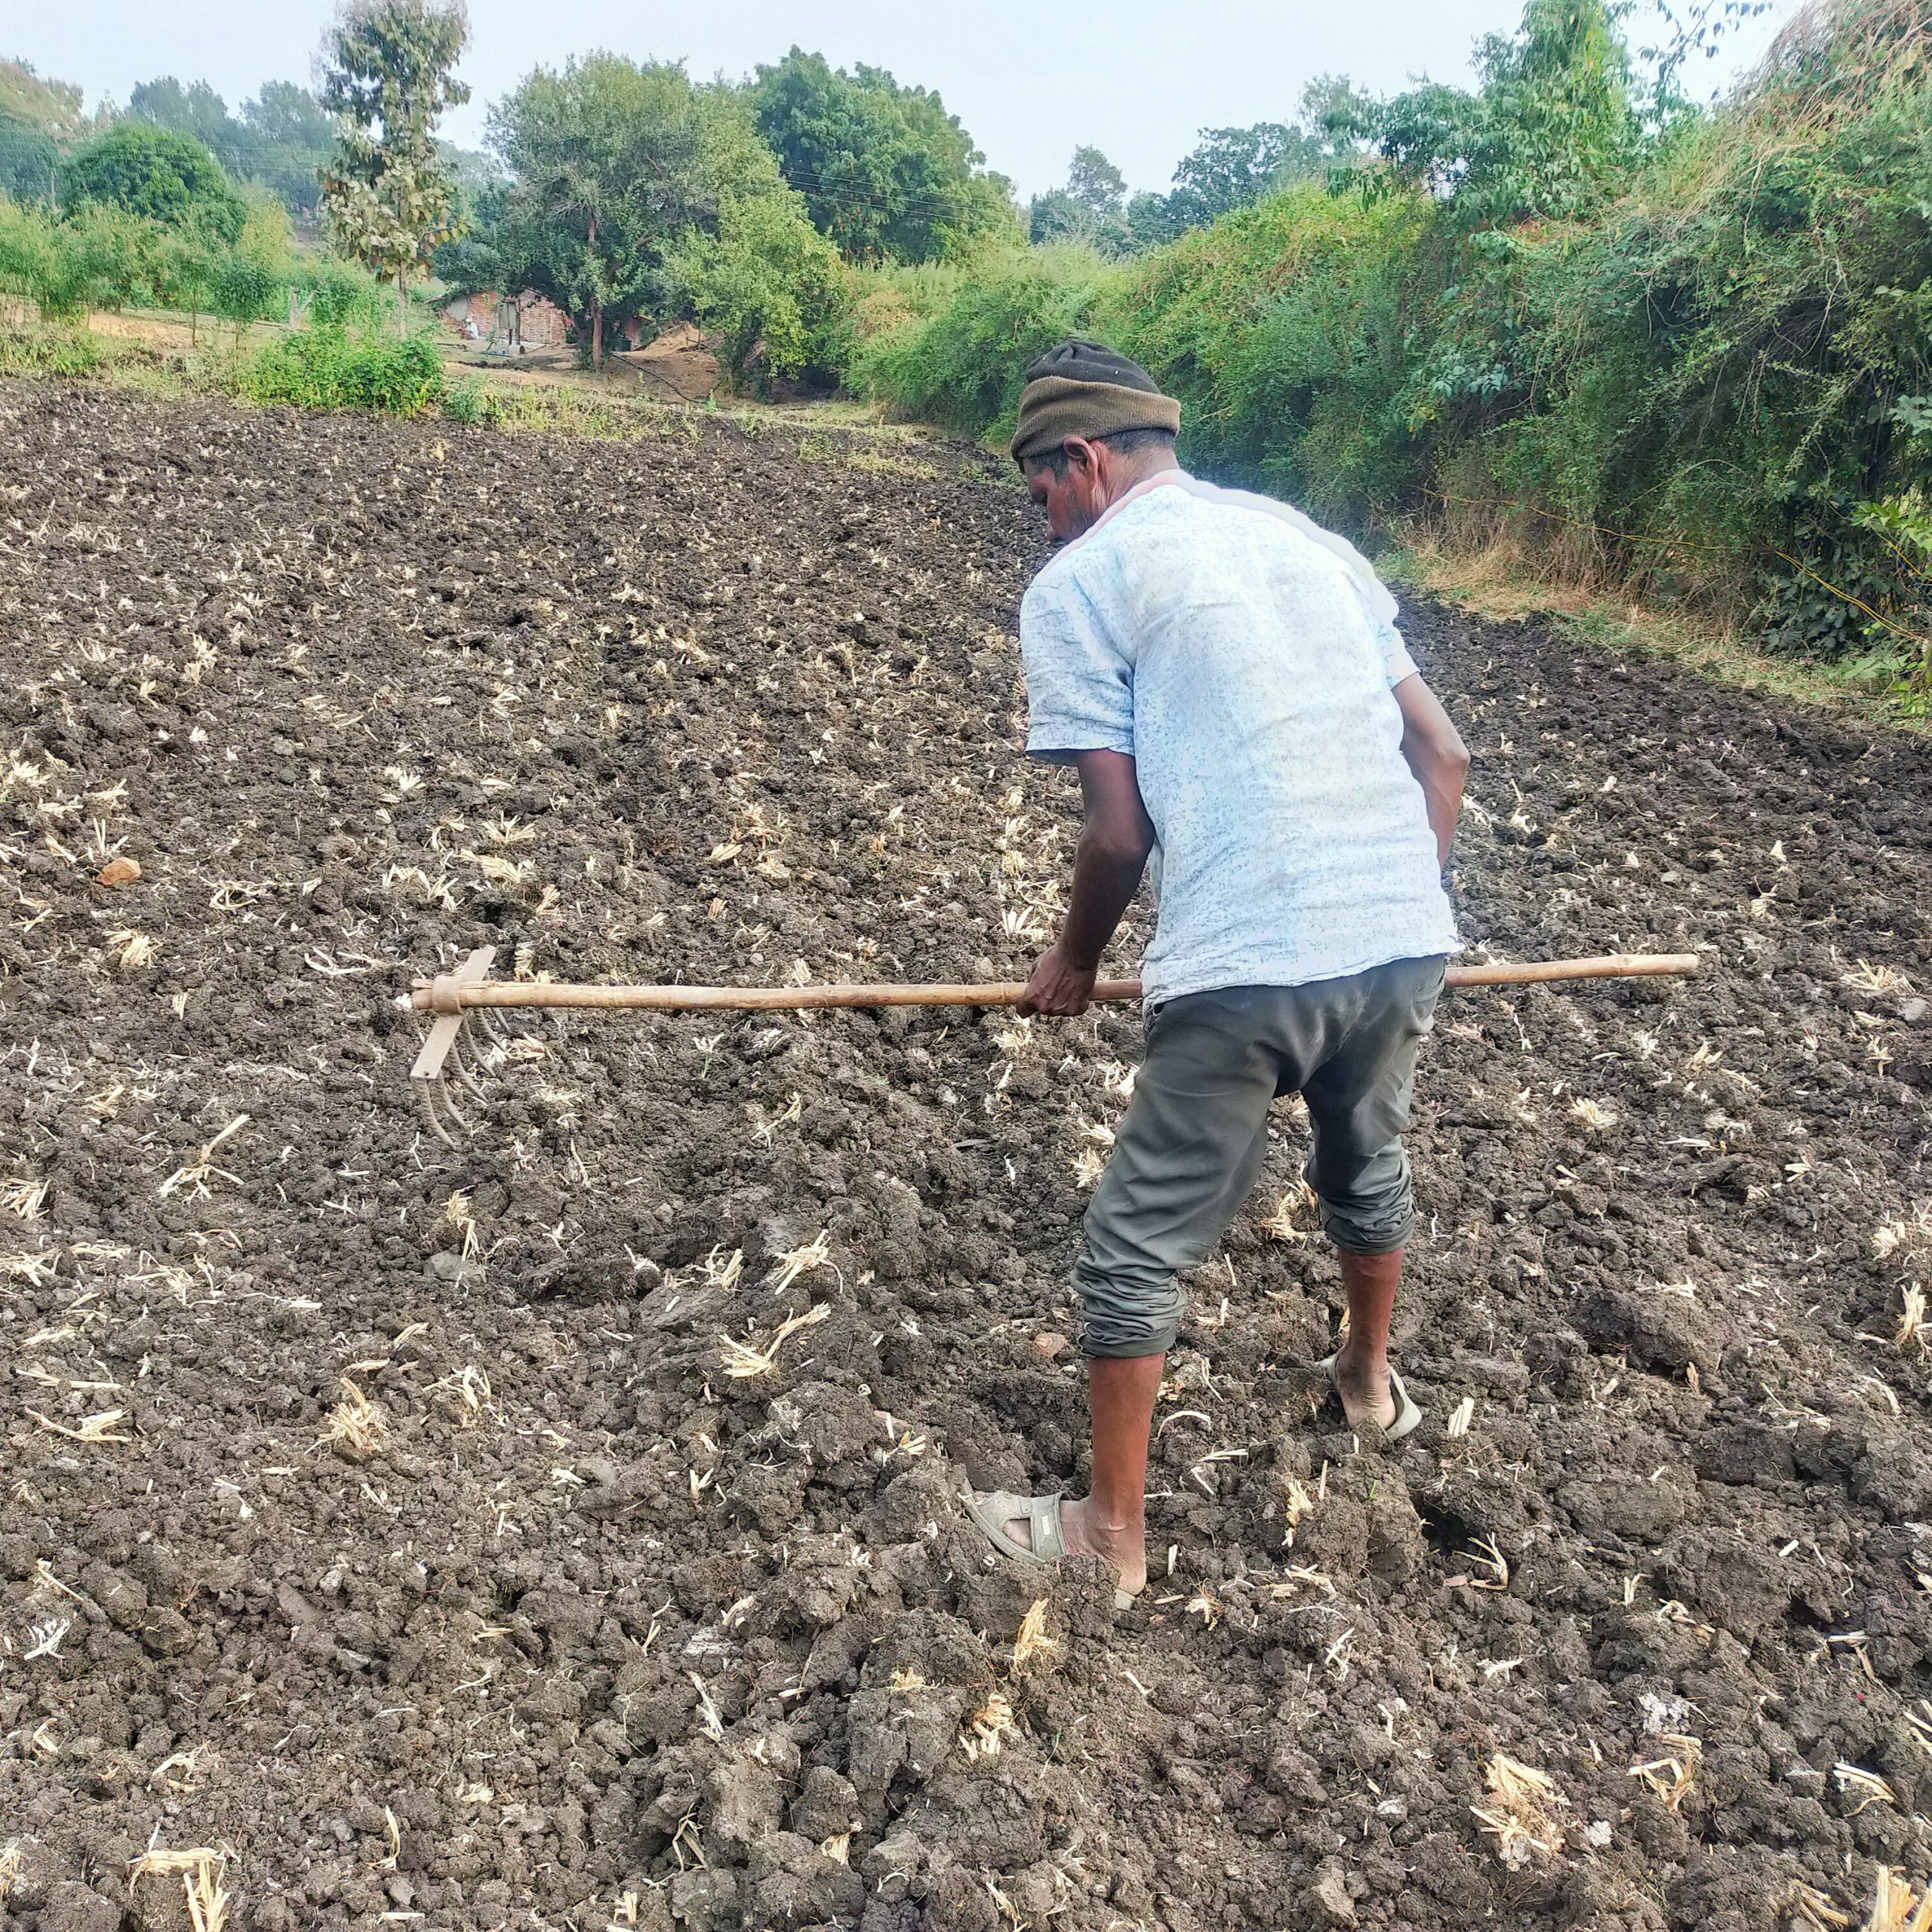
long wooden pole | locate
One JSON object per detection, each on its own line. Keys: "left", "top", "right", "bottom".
{"left": 413, "top": 951, "right": 1699, "bottom": 1017}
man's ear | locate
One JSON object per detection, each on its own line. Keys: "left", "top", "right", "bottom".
{"left": 1063, "top": 436, "right": 1098, "bottom": 479}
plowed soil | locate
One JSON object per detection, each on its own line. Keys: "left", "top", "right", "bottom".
{"left": 3, "top": 380, "right": 1931, "bottom": 1932}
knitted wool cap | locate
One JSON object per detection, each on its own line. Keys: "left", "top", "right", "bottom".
{"left": 1009, "top": 339, "right": 1181, "bottom": 464}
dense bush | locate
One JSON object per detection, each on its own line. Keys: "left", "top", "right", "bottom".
{"left": 0, "top": 195, "right": 161, "bottom": 315}
{"left": 663, "top": 189, "right": 852, "bottom": 386}
{"left": 64, "top": 124, "right": 247, "bottom": 242}
{"left": 294, "top": 256, "right": 389, "bottom": 330}
{"left": 849, "top": 245, "right": 1123, "bottom": 438}
{"left": 238, "top": 326, "right": 444, "bottom": 414}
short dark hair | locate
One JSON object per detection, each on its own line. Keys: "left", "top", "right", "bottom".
{"left": 1027, "top": 425, "right": 1178, "bottom": 479}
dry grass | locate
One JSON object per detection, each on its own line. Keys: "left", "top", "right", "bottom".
{"left": 318, "top": 1380, "right": 387, "bottom": 1456}
{"left": 1280, "top": 1473, "right": 1318, "bottom": 1550}
{"left": 1875, "top": 1205, "right": 1932, "bottom": 1263}
{"left": 107, "top": 927, "right": 155, "bottom": 971}
{"left": 1843, "top": 960, "right": 1915, "bottom": 997}
{"left": 429, "top": 1364, "right": 494, "bottom": 1423}
{"left": 717, "top": 1301, "right": 830, "bottom": 1379}
{"left": 130, "top": 1847, "right": 230, "bottom": 1932}
{"left": 1860, "top": 1868, "right": 1932, "bottom": 1932}
{"left": 1835, "top": 1762, "right": 1900, "bottom": 1814}
{"left": 764, "top": 1230, "right": 835, "bottom": 1294}
{"left": 26, "top": 1407, "right": 130, "bottom": 1443}
{"left": 960, "top": 1693, "right": 1017, "bottom": 1761}
{"left": 1012, "top": 1598, "right": 1059, "bottom": 1672}
{"left": 1446, "top": 1536, "right": 1512, "bottom": 1592}
{"left": 1630, "top": 1732, "right": 1702, "bottom": 1810}
{"left": 1569, "top": 1097, "right": 1618, "bottom": 1134}
{"left": 2, "top": 1176, "right": 51, "bottom": 1223}
{"left": 1894, "top": 1285, "right": 1929, "bottom": 1355}
{"left": 689, "top": 1672, "right": 726, "bottom": 1742}
{"left": 1261, "top": 1183, "right": 1318, "bottom": 1243}
{"left": 1387, "top": 531, "right": 1927, "bottom": 728}
{"left": 157, "top": 1114, "right": 249, "bottom": 1201}
{"left": 1472, "top": 1753, "right": 1568, "bottom": 1868}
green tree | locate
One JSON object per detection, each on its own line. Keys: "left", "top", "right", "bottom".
{"left": 748, "top": 48, "right": 1015, "bottom": 263}
{"left": 318, "top": 0, "right": 472, "bottom": 334}
{"left": 0, "top": 195, "right": 157, "bottom": 316}
{"left": 64, "top": 124, "right": 246, "bottom": 241}
{"left": 239, "top": 82, "right": 337, "bottom": 218}
{"left": 663, "top": 187, "right": 851, "bottom": 387}
{"left": 129, "top": 77, "right": 242, "bottom": 165}
{"left": 1340, "top": 0, "right": 1639, "bottom": 222}
{"left": 1029, "top": 146, "right": 1130, "bottom": 252}
{"left": 0, "top": 59, "right": 88, "bottom": 205}
{"left": 491, "top": 55, "right": 793, "bottom": 367}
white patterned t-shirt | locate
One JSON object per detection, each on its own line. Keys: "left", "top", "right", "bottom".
{"left": 1019, "top": 473, "right": 1458, "bottom": 1004}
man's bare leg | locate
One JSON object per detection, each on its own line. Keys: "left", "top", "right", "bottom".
{"left": 1001, "top": 1352, "right": 1162, "bottom": 1596}
{"left": 1331, "top": 1246, "right": 1403, "bottom": 1431}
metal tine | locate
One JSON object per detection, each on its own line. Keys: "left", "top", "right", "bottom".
{"left": 414, "top": 1079, "right": 457, "bottom": 1149}
{"left": 448, "top": 1026, "right": 489, "bottom": 1102}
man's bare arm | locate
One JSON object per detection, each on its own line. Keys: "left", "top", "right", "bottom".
{"left": 1018, "top": 749, "right": 1155, "bottom": 1016}
{"left": 1393, "top": 672, "right": 1470, "bottom": 869}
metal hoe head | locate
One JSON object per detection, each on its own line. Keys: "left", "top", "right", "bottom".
{"left": 409, "top": 946, "right": 499, "bottom": 1146}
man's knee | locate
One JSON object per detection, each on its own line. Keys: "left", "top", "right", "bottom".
{"left": 1072, "top": 1254, "right": 1183, "bottom": 1358}
{"left": 1308, "top": 1144, "right": 1414, "bottom": 1255}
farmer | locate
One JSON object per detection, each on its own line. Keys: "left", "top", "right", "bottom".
{"left": 964, "top": 340, "right": 1469, "bottom": 1604}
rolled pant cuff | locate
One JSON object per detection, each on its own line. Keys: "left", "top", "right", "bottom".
{"left": 1077, "top": 1321, "right": 1180, "bottom": 1359}
{"left": 1318, "top": 1204, "right": 1415, "bottom": 1256}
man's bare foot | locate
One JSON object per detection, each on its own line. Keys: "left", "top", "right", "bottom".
{"left": 1331, "top": 1340, "right": 1398, "bottom": 1432}
{"left": 996, "top": 1494, "right": 1148, "bottom": 1598}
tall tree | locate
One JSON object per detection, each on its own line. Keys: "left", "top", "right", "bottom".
{"left": 0, "top": 58, "right": 96, "bottom": 206}
{"left": 491, "top": 56, "right": 804, "bottom": 369}
{"left": 129, "top": 78, "right": 239, "bottom": 165}
{"left": 1337, "top": 0, "right": 1640, "bottom": 223}
{"left": 318, "top": 0, "right": 471, "bottom": 333}
{"left": 1029, "top": 146, "right": 1130, "bottom": 252}
{"left": 748, "top": 50, "right": 1014, "bottom": 263}
{"left": 240, "top": 82, "right": 337, "bottom": 218}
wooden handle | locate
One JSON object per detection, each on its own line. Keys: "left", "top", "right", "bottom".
{"left": 1444, "top": 952, "right": 1699, "bottom": 987}
{"left": 411, "top": 952, "right": 1698, "bottom": 1014}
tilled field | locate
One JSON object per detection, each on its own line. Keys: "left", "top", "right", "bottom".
{"left": 2, "top": 380, "right": 1930, "bottom": 1932}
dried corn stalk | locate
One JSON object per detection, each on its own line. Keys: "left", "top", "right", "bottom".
{"left": 1472, "top": 1754, "right": 1567, "bottom": 1869}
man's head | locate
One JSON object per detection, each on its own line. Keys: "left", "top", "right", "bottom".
{"left": 1011, "top": 340, "right": 1182, "bottom": 542}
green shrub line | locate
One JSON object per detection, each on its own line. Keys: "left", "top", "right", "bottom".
{"left": 235, "top": 325, "right": 445, "bottom": 414}
{"left": 844, "top": 1, "right": 1932, "bottom": 696}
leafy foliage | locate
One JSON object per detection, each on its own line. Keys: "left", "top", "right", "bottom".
{"left": 749, "top": 50, "right": 1016, "bottom": 263}
{"left": 663, "top": 188, "right": 851, "bottom": 387}
{"left": 856, "top": 0, "right": 1932, "bottom": 669}
{"left": 238, "top": 325, "right": 445, "bottom": 413}
{"left": 1029, "top": 146, "right": 1130, "bottom": 254}
{"left": 64, "top": 125, "right": 246, "bottom": 242}
{"left": 319, "top": 0, "right": 472, "bottom": 321}
{"left": 130, "top": 75, "right": 337, "bottom": 219}
{"left": 0, "top": 195, "right": 168, "bottom": 316}
{"left": 490, "top": 55, "right": 826, "bottom": 370}
{"left": 851, "top": 245, "right": 1124, "bottom": 438}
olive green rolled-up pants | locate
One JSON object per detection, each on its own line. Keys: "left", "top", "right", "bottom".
{"left": 1073, "top": 956, "right": 1446, "bottom": 1358}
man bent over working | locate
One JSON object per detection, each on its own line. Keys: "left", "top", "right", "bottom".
{"left": 964, "top": 341, "right": 1470, "bottom": 1604}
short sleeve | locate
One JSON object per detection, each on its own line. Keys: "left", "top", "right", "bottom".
{"left": 1342, "top": 570, "right": 1417, "bottom": 687}
{"left": 1020, "top": 571, "right": 1135, "bottom": 764}
{"left": 1378, "top": 618, "right": 1419, "bottom": 687}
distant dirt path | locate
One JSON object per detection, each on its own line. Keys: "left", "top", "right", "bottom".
{"left": 2, "top": 379, "right": 1928, "bottom": 1932}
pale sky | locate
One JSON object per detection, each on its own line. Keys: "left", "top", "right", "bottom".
{"left": 11, "top": 0, "right": 1804, "bottom": 198}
